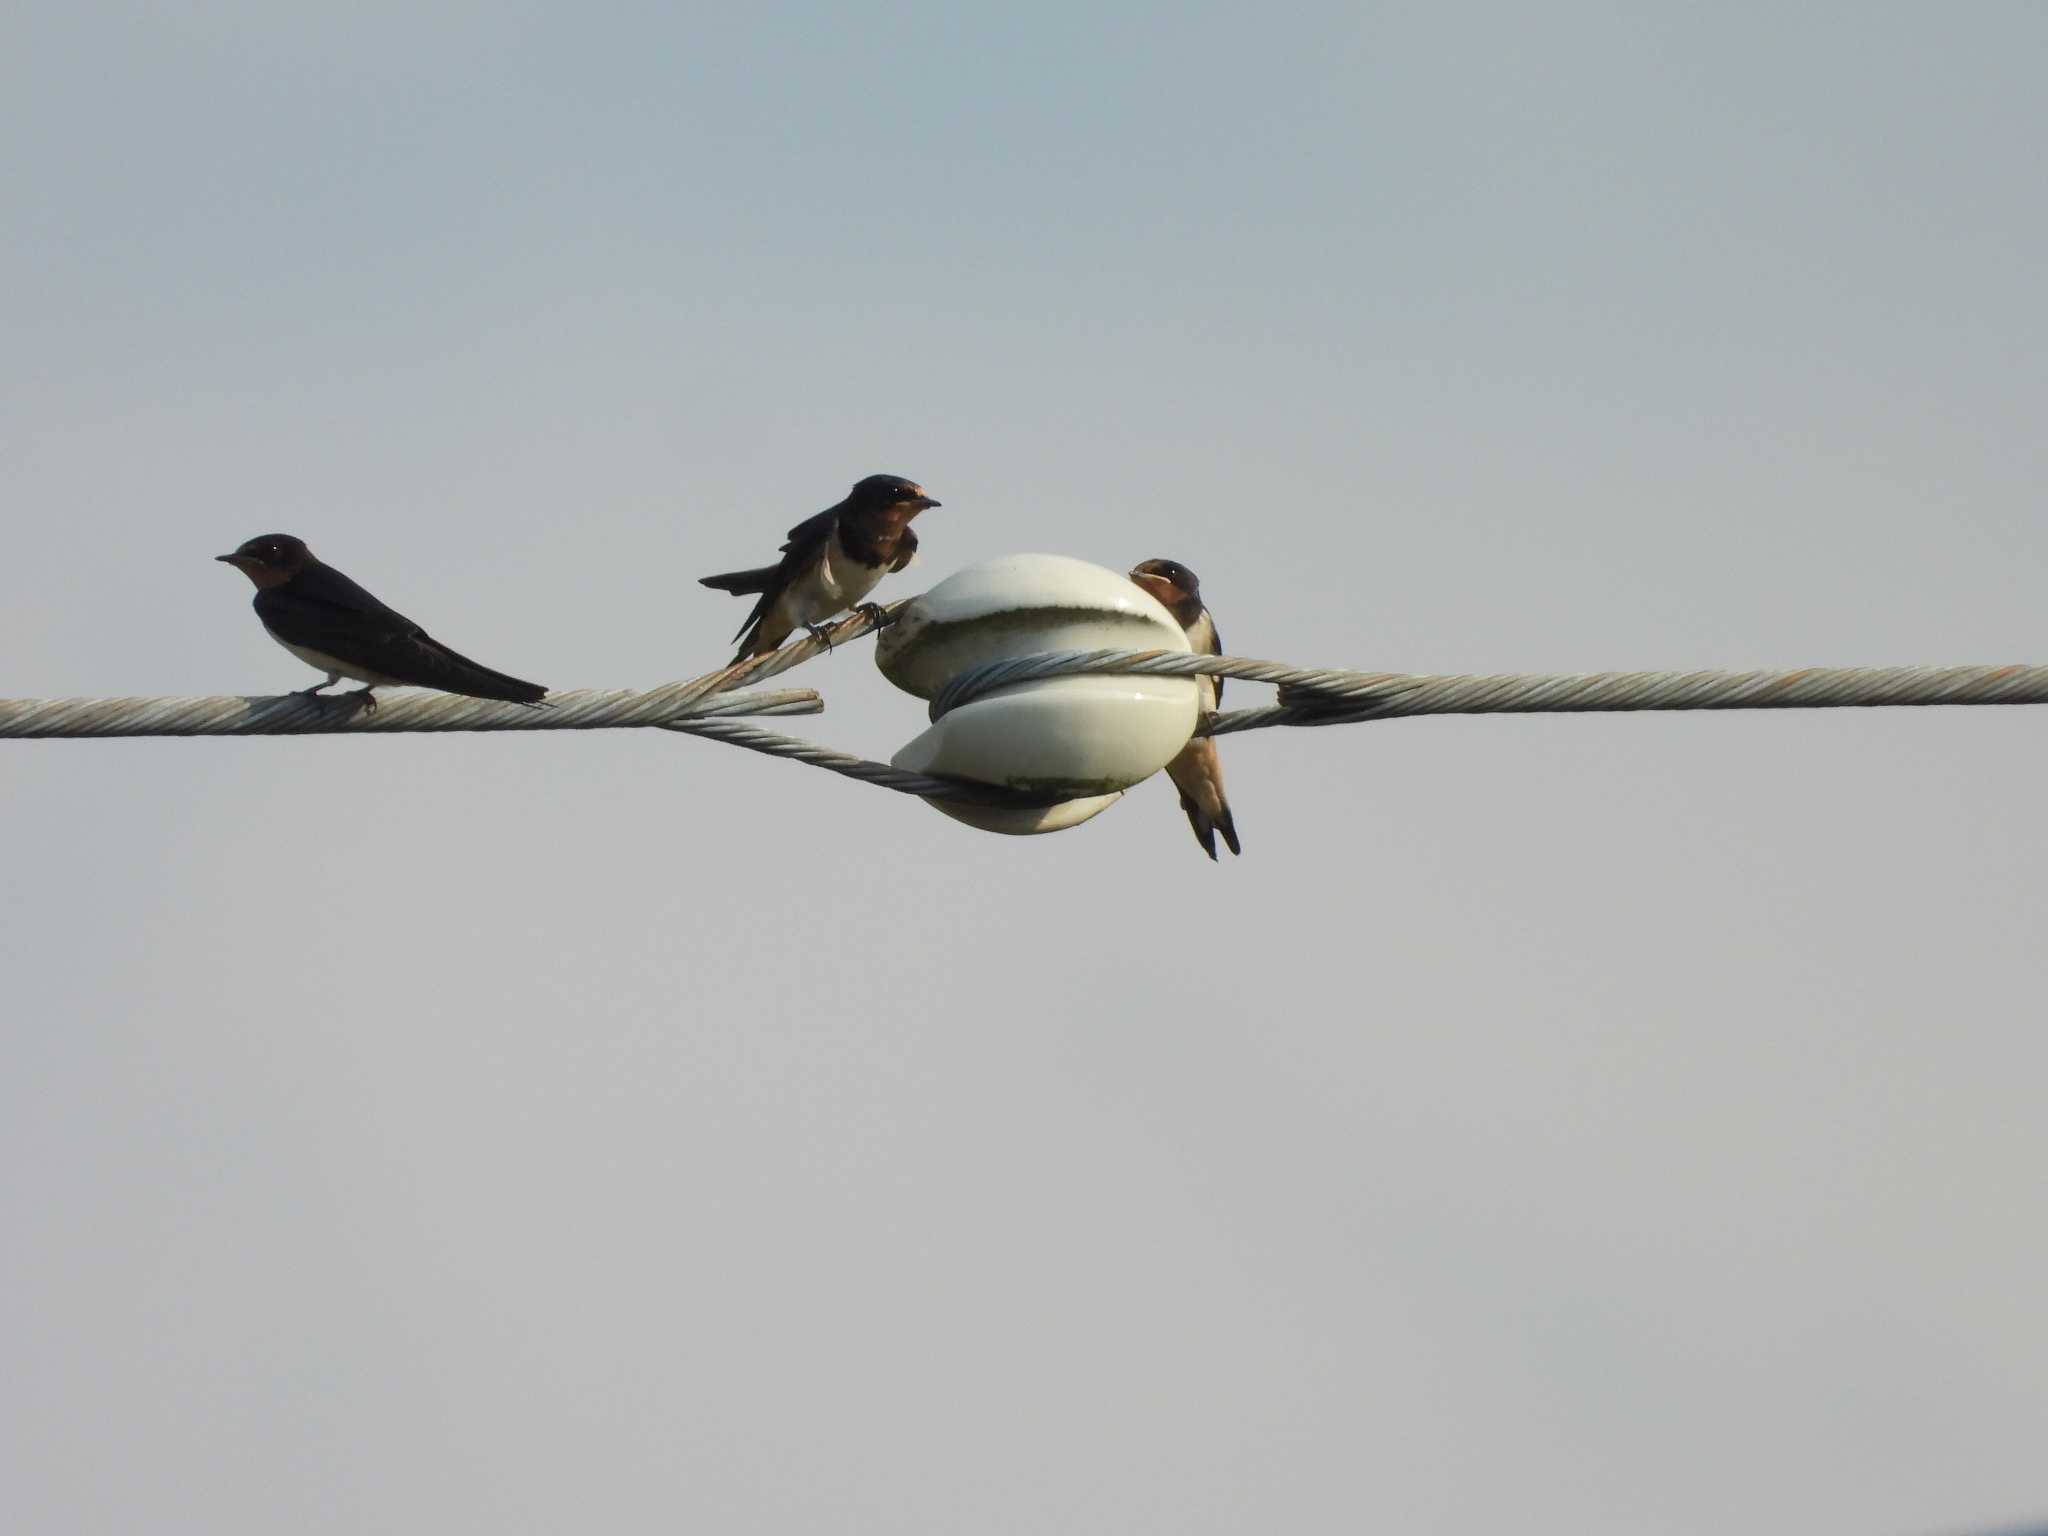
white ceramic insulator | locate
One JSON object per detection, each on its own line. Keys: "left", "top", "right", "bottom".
{"left": 875, "top": 554, "right": 1200, "bottom": 835}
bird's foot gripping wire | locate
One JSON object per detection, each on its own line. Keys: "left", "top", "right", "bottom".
{"left": 802, "top": 621, "right": 836, "bottom": 653}
{"left": 854, "top": 602, "right": 890, "bottom": 631}
{"left": 347, "top": 686, "right": 380, "bottom": 713}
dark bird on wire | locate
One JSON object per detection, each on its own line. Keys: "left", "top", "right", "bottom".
{"left": 1129, "top": 557, "right": 1241, "bottom": 860}
{"left": 216, "top": 534, "right": 548, "bottom": 710}
{"left": 698, "top": 474, "right": 940, "bottom": 665}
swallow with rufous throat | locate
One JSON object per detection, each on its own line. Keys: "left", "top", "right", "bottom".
{"left": 698, "top": 474, "right": 939, "bottom": 665}
{"left": 1130, "top": 557, "right": 1241, "bottom": 860}
{"left": 217, "top": 534, "right": 548, "bottom": 710}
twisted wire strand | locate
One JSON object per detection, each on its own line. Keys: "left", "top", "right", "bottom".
{"left": 667, "top": 652, "right": 2048, "bottom": 807}
{"left": 0, "top": 682, "right": 828, "bottom": 739}
{"left": 5, "top": 593, "right": 2043, "bottom": 809}
{"left": 926, "top": 651, "right": 2048, "bottom": 736}
{"left": 657, "top": 718, "right": 1053, "bottom": 806}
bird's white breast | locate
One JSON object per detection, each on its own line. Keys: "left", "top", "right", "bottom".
{"left": 783, "top": 529, "right": 888, "bottom": 623}
{"left": 267, "top": 630, "right": 400, "bottom": 687}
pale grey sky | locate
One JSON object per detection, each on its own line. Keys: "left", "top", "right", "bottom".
{"left": 4, "top": 4, "right": 2046, "bottom": 1532}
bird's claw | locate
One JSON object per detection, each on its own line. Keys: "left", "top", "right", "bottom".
{"left": 348, "top": 686, "right": 379, "bottom": 713}
{"left": 803, "top": 621, "right": 835, "bottom": 653}
{"left": 854, "top": 602, "right": 889, "bottom": 630}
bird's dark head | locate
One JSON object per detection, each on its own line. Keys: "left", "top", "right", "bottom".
{"left": 216, "top": 534, "right": 314, "bottom": 589}
{"left": 848, "top": 474, "right": 940, "bottom": 514}
{"left": 1129, "top": 557, "right": 1203, "bottom": 625}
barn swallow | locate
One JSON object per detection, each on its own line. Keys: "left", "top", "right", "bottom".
{"left": 699, "top": 474, "right": 939, "bottom": 665}
{"left": 1129, "top": 558, "right": 1241, "bottom": 860}
{"left": 216, "top": 534, "right": 547, "bottom": 709}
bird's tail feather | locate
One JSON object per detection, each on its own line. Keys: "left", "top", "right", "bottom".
{"left": 1213, "top": 804, "right": 1242, "bottom": 858}
{"left": 1179, "top": 793, "right": 1242, "bottom": 860}
{"left": 415, "top": 639, "right": 548, "bottom": 704}
{"left": 446, "top": 659, "right": 548, "bottom": 704}
{"left": 699, "top": 564, "right": 781, "bottom": 596}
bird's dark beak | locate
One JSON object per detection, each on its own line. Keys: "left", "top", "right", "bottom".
{"left": 914, "top": 496, "right": 941, "bottom": 510}
{"left": 216, "top": 553, "right": 242, "bottom": 564}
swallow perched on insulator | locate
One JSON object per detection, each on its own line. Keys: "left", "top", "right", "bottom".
{"left": 216, "top": 534, "right": 547, "bottom": 709}
{"left": 699, "top": 474, "right": 939, "bottom": 665}
{"left": 1129, "top": 557, "right": 1241, "bottom": 860}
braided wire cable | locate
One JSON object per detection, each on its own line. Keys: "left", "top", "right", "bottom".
{"left": 671, "top": 652, "right": 2048, "bottom": 805}
{"left": 0, "top": 684, "right": 830, "bottom": 740}
{"left": 5, "top": 596, "right": 2043, "bottom": 808}
{"left": 926, "top": 651, "right": 2048, "bottom": 736}
{"left": 656, "top": 717, "right": 1053, "bottom": 805}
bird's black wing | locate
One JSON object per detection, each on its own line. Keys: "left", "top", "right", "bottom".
{"left": 1204, "top": 613, "right": 1224, "bottom": 710}
{"left": 383, "top": 630, "right": 548, "bottom": 703}
{"left": 254, "top": 562, "right": 418, "bottom": 654}
{"left": 779, "top": 506, "right": 839, "bottom": 555}
{"left": 701, "top": 507, "right": 841, "bottom": 650}
{"left": 256, "top": 565, "right": 545, "bottom": 703}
